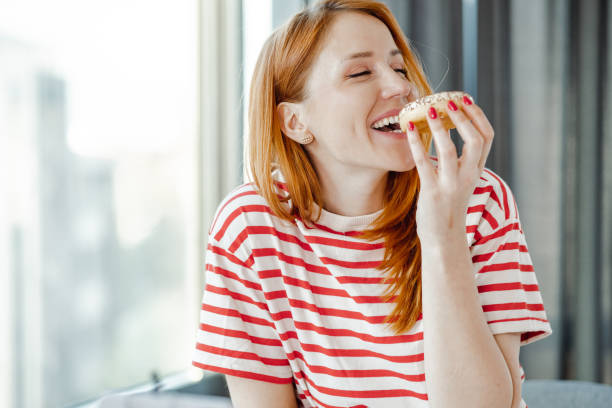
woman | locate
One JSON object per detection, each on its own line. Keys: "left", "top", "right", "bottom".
{"left": 192, "top": 1, "right": 552, "bottom": 407}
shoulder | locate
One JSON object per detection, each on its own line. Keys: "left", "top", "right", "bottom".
{"left": 466, "top": 166, "right": 522, "bottom": 242}
{"left": 475, "top": 167, "right": 519, "bottom": 219}
{"left": 208, "top": 182, "right": 267, "bottom": 242}
{"left": 208, "top": 180, "right": 290, "bottom": 246}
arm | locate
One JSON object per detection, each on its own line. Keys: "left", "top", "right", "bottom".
{"left": 420, "top": 240, "right": 514, "bottom": 408}
{"left": 406, "top": 98, "right": 516, "bottom": 407}
{"left": 494, "top": 333, "right": 523, "bottom": 408}
{"left": 226, "top": 375, "right": 298, "bottom": 408}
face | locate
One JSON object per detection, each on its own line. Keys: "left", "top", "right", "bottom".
{"left": 300, "top": 12, "right": 419, "bottom": 175}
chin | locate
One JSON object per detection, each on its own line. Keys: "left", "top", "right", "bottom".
{"left": 373, "top": 161, "right": 415, "bottom": 173}
{"left": 388, "top": 163, "right": 416, "bottom": 173}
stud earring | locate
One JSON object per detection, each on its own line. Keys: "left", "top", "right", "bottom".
{"left": 300, "top": 133, "right": 314, "bottom": 145}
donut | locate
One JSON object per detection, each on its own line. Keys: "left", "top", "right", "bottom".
{"left": 399, "top": 91, "right": 472, "bottom": 134}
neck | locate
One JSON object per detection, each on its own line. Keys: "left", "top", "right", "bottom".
{"left": 314, "top": 162, "right": 388, "bottom": 217}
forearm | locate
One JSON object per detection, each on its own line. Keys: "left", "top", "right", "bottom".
{"left": 420, "top": 232, "right": 513, "bottom": 408}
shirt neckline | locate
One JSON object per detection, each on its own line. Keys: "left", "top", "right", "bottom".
{"left": 315, "top": 204, "right": 384, "bottom": 232}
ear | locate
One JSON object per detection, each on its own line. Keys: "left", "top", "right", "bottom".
{"left": 277, "top": 102, "right": 313, "bottom": 144}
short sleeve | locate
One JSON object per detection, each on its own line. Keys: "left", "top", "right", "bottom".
{"left": 192, "top": 196, "right": 293, "bottom": 383}
{"left": 471, "top": 215, "right": 553, "bottom": 346}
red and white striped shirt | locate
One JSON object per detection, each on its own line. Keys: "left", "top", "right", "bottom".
{"left": 193, "top": 160, "right": 552, "bottom": 407}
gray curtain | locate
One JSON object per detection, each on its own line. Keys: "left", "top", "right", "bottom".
{"left": 382, "top": 0, "right": 612, "bottom": 384}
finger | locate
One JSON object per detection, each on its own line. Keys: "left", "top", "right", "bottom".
{"left": 460, "top": 96, "right": 494, "bottom": 170}
{"left": 445, "top": 100, "right": 484, "bottom": 175}
{"left": 406, "top": 121, "right": 436, "bottom": 185}
{"left": 425, "top": 106, "right": 458, "bottom": 180}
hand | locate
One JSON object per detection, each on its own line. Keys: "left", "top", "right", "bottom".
{"left": 405, "top": 96, "right": 494, "bottom": 246}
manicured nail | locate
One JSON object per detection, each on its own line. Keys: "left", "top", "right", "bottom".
{"left": 462, "top": 95, "right": 473, "bottom": 105}
{"left": 408, "top": 121, "right": 415, "bottom": 131}
{"left": 428, "top": 107, "right": 437, "bottom": 119}
{"left": 448, "top": 100, "right": 458, "bottom": 111}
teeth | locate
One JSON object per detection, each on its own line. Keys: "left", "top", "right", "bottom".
{"left": 373, "top": 115, "right": 400, "bottom": 129}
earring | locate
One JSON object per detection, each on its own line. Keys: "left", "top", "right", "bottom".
{"left": 300, "top": 133, "right": 314, "bottom": 145}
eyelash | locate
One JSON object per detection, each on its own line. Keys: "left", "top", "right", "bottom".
{"left": 348, "top": 68, "right": 408, "bottom": 78}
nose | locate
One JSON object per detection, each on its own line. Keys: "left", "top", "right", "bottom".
{"left": 379, "top": 66, "right": 415, "bottom": 102}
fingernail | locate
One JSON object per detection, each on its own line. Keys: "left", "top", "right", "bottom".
{"left": 408, "top": 121, "right": 415, "bottom": 131}
{"left": 428, "top": 107, "right": 437, "bottom": 119}
{"left": 462, "top": 95, "right": 473, "bottom": 106}
{"left": 448, "top": 100, "right": 458, "bottom": 111}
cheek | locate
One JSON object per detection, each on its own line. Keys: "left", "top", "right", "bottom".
{"left": 330, "top": 97, "right": 370, "bottom": 132}
{"left": 315, "top": 101, "right": 353, "bottom": 134}
{"left": 307, "top": 88, "right": 373, "bottom": 137}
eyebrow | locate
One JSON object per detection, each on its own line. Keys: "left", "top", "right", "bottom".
{"left": 342, "top": 49, "right": 402, "bottom": 61}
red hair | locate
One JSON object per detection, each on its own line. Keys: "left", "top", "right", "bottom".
{"left": 248, "top": 0, "right": 433, "bottom": 334}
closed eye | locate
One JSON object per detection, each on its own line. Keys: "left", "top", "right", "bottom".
{"left": 348, "top": 70, "right": 371, "bottom": 78}
{"left": 347, "top": 68, "right": 408, "bottom": 78}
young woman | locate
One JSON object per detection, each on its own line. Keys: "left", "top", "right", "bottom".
{"left": 192, "top": 1, "right": 552, "bottom": 407}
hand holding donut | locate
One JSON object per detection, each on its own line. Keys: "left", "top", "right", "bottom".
{"left": 401, "top": 92, "right": 494, "bottom": 246}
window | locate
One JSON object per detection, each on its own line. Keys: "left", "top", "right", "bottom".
{"left": 0, "top": 1, "right": 199, "bottom": 406}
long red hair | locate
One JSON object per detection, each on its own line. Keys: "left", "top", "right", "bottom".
{"left": 247, "top": 0, "right": 433, "bottom": 334}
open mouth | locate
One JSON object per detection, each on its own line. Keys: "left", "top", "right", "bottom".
{"left": 371, "top": 115, "right": 403, "bottom": 133}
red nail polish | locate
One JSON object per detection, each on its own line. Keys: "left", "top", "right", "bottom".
{"left": 428, "top": 107, "right": 437, "bottom": 119}
{"left": 408, "top": 121, "right": 415, "bottom": 131}
{"left": 462, "top": 95, "right": 473, "bottom": 105}
{"left": 448, "top": 100, "right": 458, "bottom": 111}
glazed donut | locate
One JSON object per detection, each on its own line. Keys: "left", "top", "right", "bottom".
{"left": 399, "top": 91, "right": 472, "bottom": 134}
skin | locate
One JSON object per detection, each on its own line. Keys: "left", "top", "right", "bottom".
{"left": 227, "top": 11, "right": 523, "bottom": 408}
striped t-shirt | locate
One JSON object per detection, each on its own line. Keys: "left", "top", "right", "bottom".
{"left": 192, "top": 161, "right": 553, "bottom": 407}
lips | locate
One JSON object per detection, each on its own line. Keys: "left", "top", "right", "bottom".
{"left": 370, "top": 108, "right": 402, "bottom": 128}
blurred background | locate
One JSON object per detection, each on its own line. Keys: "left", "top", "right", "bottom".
{"left": 0, "top": 0, "right": 609, "bottom": 407}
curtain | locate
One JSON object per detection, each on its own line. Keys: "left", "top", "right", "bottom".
{"left": 200, "top": 0, "right": 243, "bottom": 293}
{"left": 382, "top": 0, "right": 611, "bottom": 384}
